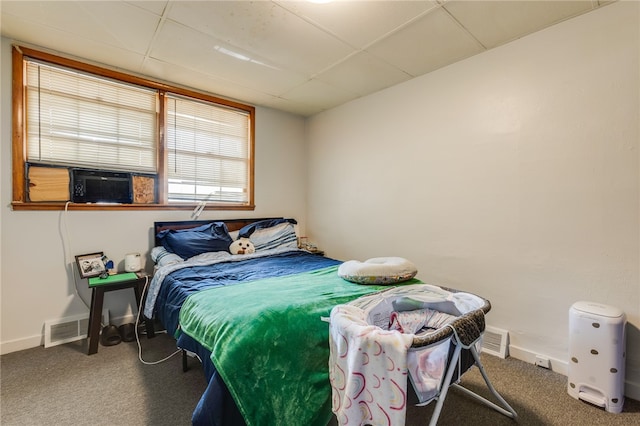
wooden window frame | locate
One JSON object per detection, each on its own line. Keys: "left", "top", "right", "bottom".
{"left": 11, "top": 45, "right": 255, "bottom": 212}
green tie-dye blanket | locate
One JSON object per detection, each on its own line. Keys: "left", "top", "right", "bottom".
{"left": 179, "top": 265, "right": 418, "bottom": 426}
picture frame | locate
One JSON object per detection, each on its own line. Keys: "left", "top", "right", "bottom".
{"left": 75, "top": 252, "right": 105, "bottom": 279}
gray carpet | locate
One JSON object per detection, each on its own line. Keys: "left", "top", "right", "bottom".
{"left": 1, "top": 334, "right": 639, "bottom": 425}
{"left": 1, "top": 334, "right": 206, "bottom": 426}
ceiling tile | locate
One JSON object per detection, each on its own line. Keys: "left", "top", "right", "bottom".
{"left": 316, "top": 51, "right": 412, "bottom": 97}
{"left": 142, "top": 57, "right": 283, "bottom": 106}
{"left": 367, "top": 6, "right": 484, "bottom": 77}
{"left": 166, "top": 0, "right": 355, "bottom": 76}
{"left": 444, "top": 0, "right": 596, "bottom": 48}
{"left": 142, "top": 57, "right": 230, "bottom": 93}
{"left": 125, "top": 0, "right": 169, "bottom": 16}
{"left": 150, "top": 20, "right": 307, "bottom": 96}
{"left": 281, "top": 78, "right": 360, "bottom": 113}
{"left": 1, "top": 0, "right": 160, "bottom": 55}
{"left": 258, "top": 96, "right": 322, "bottom": 117}
{"left": 275, "top": 0, "right": 439, "bottom": 48}
{"left": 1, "top": 16, "right": 146, "bottom": 72}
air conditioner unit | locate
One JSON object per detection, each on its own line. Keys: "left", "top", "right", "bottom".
{"left": 71, "top": 168, "right": 132, "bottom": 203}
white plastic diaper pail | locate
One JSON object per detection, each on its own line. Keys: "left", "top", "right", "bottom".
{"left": 568, "top": 301, "right": 626, "bottom": 413}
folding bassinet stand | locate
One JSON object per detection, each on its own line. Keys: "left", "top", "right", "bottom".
{"left": 409, "top": 295, "right": 518, "bottom": 425}
{"left": 333, "top": 284, "right": 518, "bottom": 426}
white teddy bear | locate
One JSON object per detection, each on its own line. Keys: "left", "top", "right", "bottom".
{"left": 229, "top": 237, "right": 255, "bottom": 255}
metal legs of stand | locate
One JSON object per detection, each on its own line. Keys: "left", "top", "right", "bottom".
{"left": 427, "top": 342, "right": 517, "bottom": 426}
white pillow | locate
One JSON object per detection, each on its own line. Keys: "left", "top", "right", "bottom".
{"left": 338, "top": 257, "right": 417, "bottom": 285}
{"left": 150, "top": 246, "right": 183, "bottom": 267}
{"left": 249, "top": 222, "right": 298, "bottom": 251}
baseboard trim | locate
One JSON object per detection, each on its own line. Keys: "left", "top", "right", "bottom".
{"left": 0, "top": 335, "right": 43, "bottom": 355}
{"left": 509, "top": 345, "right": 569, "bottom": 376}
{"left": 509, "top": 344, "right": 568, "bottom": 375}
{"left": 509, "top": 344, "right": 640, "bottom": 401}
{"left": 625, "top": 380, "right": 640, "bottom": 402}
{"left": 1, "top": 313, "right": 139, "bottom": 355}
{"left": 111, "top": 313, "right": 139, "bottom": 326}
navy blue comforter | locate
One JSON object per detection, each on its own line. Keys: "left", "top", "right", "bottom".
{"left": 155, "top": 250, "right": 341, "bottom": 337}
{"left": 150, "top": 250, "right": 341, "bottom": 426}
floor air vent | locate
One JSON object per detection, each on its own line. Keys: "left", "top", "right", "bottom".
{"left": 482, "top": 326, "right": 509, "bottom": 358}
{"left": 44, "top": 310, "right": 109, "bottom": 348}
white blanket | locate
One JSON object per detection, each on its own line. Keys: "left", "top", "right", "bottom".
{"left": 330, "top": 284, "right": 486, "bottom": 414}
{"left": 329, "top": 304, "right": 414, "bottom": 426}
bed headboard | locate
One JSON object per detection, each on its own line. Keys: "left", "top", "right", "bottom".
{"left": 153, "top": 218, "right": 287, "bottom": 247}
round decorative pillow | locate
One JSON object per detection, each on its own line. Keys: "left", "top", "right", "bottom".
{"left": 338, "top": 257, "right": 418, "bottom": 285}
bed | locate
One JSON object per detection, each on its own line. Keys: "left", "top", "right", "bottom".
{"left": 143, "top": 218, "right": 413, "bottom": 426}
{"left": 142, "top": 218, "right": 516, "bottom": 426}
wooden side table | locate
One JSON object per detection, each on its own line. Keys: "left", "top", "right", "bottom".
{"left": 87, "top": 272, "right": 148, "bottom": 355}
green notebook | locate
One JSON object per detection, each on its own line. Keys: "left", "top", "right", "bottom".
{"left": 88, "top": 272, "right": 138, "bottom": 287}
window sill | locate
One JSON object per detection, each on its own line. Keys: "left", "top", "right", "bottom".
{"left": 11, "top": 202, "right": 255, "bottom": 212}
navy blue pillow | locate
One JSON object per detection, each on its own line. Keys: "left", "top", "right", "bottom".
{"left": 238, "top": 218, "right": 297, "bottom": 238}
{"left": 157, "top": 222, "right": 233, "bottom": 259}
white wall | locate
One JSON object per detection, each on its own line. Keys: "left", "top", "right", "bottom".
{"left": 306, "top": 1, "right": 639, "bottom": 397}
{"left": 0, "top": 36, "right": 308, "bottom": 353}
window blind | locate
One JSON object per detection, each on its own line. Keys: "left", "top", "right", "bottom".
{"left": 25, "top": 60, "right": 157, "bottom": 172}
{"left": 166, "top": 95, "right": 250, "bottom": 204}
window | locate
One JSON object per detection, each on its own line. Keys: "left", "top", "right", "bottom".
{"left": 26, "top": 60, "right": 158, "bottom": 173}
{"left": 12, "top": 45, "right": 255, "bottom": 211}
{"left": 166, "top": 95, "right": 250, "bottom": 204}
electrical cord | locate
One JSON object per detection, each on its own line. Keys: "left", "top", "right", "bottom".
{"left": 63, "top": 202, "right": 178, "bottom": 363}
{"left": 135, "top": 275, "right": 181, "bottom": 365}
{"left": 62, "top": 201, "right": 92, "bottom": 312}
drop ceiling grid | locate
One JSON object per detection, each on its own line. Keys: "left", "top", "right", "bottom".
{"left": 0, "top": 0, "right": 613, "bottom": 116}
